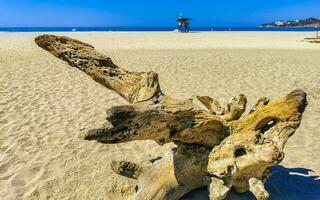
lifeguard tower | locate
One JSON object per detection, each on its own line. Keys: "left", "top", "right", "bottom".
{"left": 176, "top": 14, "right": 190, "bottom": 32}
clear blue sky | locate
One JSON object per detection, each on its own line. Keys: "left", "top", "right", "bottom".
{"left": 1, "top": 0, "right": 319, "bottom": 27}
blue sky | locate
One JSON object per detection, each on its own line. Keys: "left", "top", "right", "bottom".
{"left": 0, "top": 0, "right": 319, "bottom": 27}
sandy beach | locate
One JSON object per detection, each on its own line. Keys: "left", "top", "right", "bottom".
{"left": 1, "top": 31, "right": 320, "bottom": 200}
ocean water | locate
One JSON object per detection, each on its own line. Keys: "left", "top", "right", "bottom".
{"left": 0, "top": 27, "right": 319, "bottom": 32}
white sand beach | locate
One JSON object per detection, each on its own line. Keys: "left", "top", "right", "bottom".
{"left": 0, "top": 31, "right": 320, "bottom": 200}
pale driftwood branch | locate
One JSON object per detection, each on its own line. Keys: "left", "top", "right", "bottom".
{"left": 249, "top": 177, "right": 269, "bottom": 200}
{"left": 197, "top": 94, "right": 247, "bottom": 121}
{"left": 208, "top": 90, "right": 307, "bottom": 198}
{"left": 209, "top": 177, "right": 232, "bottom": 200}
{"left": 303, "top": 37, "right": 320, "bottom": 43}
{"left": 249, "top": 97, "right": 270, "bottom": 114}
{"left": 196, "top": 95, "right": 225, "bottom": 115}
{"left": 35, "top": 35, "right": 308, "bottom": 200}
{"left": 84, "top": 96, "right": 227, "bottom": 148}
{"left": 222, "top": 94, "right": 247, "bottom": 121}
{"left": 35, "top": 34, "right": 161, "bottom": 103}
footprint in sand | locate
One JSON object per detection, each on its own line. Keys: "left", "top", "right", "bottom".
{"left": 10, "top": 167, "right": 44, "bottom": 187}
{"left": 0, "top": 163, "right": 10, "bottom": 174}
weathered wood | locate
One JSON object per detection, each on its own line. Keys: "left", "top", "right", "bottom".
{"left": 197, "top": 95, "right": 225, "bottom": 115}
{"left": 35, "top": 34, "right": 161, "bottom": 103}
{"left": 303, "top": 37, "right": 320, "bottom": 43}
{"left": 197, "top": 94, "right": 247, "bottom": 121}
{"left": 84, "top": 96, "right": 228, "bottom": 148}
{"left": 110, "top": 161, "right": 141, "bottom": 179}
{"left": 208, "top": 90, "right": 307, "bottom": 199}
{"left": 249, "top": 177, "right": 269, "bottom": 200}
{"left": 249, "top": 97, "right": 270, "bottom": 114}
{"left": 35, "top": 34, "right": 308, "bottom": 200}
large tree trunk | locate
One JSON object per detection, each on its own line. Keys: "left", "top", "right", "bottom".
{"left": 35, "top": 34, "right": 308, "bottom": 200}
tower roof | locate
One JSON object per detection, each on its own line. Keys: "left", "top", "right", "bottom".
{"left": 176, "top": 17, "right": 190, "bottom": 22}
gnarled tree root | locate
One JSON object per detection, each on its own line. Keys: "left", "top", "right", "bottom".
{"left": 35, "top": 34, "right": 308, "bottom": 200}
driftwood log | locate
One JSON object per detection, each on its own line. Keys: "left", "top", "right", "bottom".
{"left": 35, "top": 34, "right": 308, "bottom": 200}
{"left": 303, "top": 37, "right": 320, "bottom": 44}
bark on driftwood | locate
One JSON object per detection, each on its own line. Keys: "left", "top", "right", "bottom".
{"left": 35, "top": 34, "right": 308, "bottom": 200}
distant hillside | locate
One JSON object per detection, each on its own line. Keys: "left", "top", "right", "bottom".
{"left": 261, "top": 17, "right": 320, "bottom": 28}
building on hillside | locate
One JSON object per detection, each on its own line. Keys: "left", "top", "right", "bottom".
{"left": 274, "top": 21, "right": 285, "bottom": 26}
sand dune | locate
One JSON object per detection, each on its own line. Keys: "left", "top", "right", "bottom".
{"left": 0, "top": 32, "right": 320, "bottom": 200}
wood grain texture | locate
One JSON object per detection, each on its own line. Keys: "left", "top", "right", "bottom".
{"left": 35, "top": 34, "right": 308, "bottom": 200}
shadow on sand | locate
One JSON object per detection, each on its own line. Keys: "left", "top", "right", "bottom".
{"left": 181, "top": 165, "right": 320, "bottom": 200}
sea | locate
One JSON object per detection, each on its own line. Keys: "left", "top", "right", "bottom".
{"left": 0, "top": 27, "right": 319, "bottom": 32}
